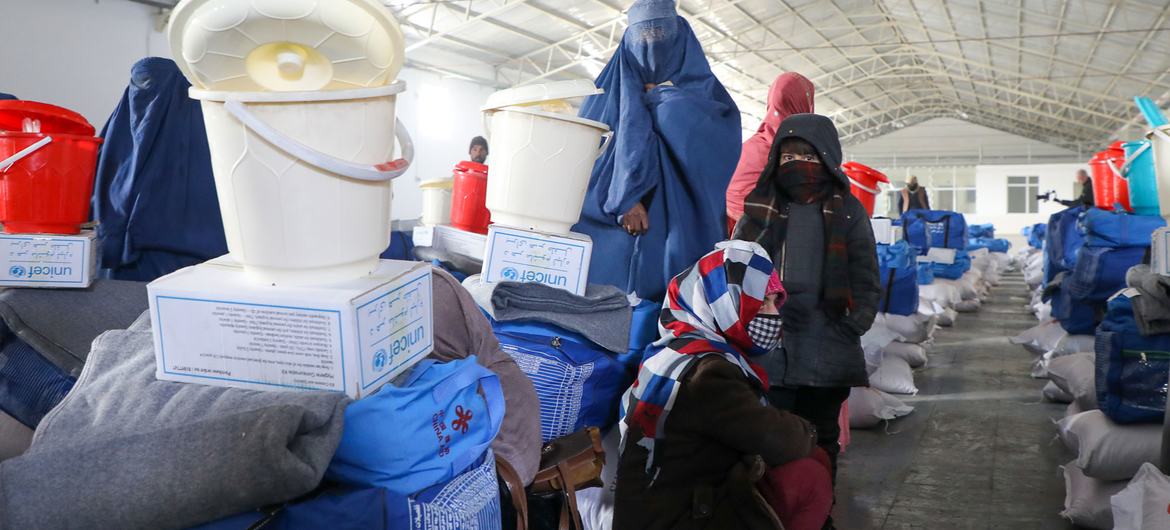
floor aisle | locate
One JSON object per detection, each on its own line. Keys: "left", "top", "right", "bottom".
{"left": 833, "top": 271, "right": 1075, "bottom": 529}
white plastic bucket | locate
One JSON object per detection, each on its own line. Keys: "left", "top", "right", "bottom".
{"left": 483, "top": 106, "right": 611, "bottom": 235}
{"left": 191, "top": 82, "right": 413, "bottom": 285}
{"left": 419, "top": 179, "right": 453, "bottom": 226}
{"left": 1149, "top": 125, "right": 1170, "bottom": 221}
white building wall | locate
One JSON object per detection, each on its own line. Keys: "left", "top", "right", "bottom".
{"left": 0, "top": 0, "right": 496, "bottom": 221}
{"left": 967, "top": 163, "right": 1088, "bottom": 247}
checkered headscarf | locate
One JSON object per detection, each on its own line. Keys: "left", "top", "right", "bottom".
{"left": 619, "top": 240, "right": 776, "bottom": 480}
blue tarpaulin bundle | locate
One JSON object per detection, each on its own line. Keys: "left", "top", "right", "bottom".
{"left": 91, "top": 58, "right": 227, "bottom": 282}
{"left": 1023, "top": 223, "right": 1046, "bottom": 250}
{"left": 968, "top": 224, "right": 995, "bottom": 239}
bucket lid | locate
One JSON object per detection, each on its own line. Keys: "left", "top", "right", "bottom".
{"left": 419, "top": 178, "right": 453, "bottom": 190}
{"left": 0, "top": 101, "right": 95, "bottom": 136}
{"left": 841, "top": 161, "right": 889, "bottom": 184}
{"left": 168, "top": 0, "right": 405, "bottom": 92}
{"left": 455, "top": 161, "right": 489, "bottom": 173}
{"left": 482, "top": 80, "right": 603, "bottom": 112}
{"left": 488, "top": 106, "right": 611, "bottom": 132}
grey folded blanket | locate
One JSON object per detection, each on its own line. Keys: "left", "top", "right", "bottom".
{"left": 0, "top": 279, "right": 148, "bottom": 376}
{"left": 491, "top": 281, "right": 632, "bottom": 353}
{"left": 0, "top": 313, "right": 349, "bottom": 530}
{"left": 1126, "top": 265, "right": 1170, "bottom": 336}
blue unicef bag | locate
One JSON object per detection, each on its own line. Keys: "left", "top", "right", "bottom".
{"left": 326, "top": 356, "right": 504, "bottom": 496}
{"left": 916, "top": 262, "right": 934, "bottom": 285}
{"left": 1051, "top": 284, "right": 1101, "bottom": 335}
{"left": 902, "top": 209, "right": 968, "bottom": 251}
{"left": 1066, "top": 246, "right": 1146, "bottom": 303}
{"left": 1024, "top": 223, "right": 1046, "bottom": 250}
{"left": 492, "top": 320, "right": 632, "bottom": 442}
{"left": 1045, "top": 206, "right": 1086, "bottom": 284}
{"left": 969, "top": 224, "right": 995, "bottom": 239}
{"left": 1096, "top": 291, "right": 1170, "bottom": 424}
{"left": 1080, "top": 209, "right": 1165, "bottom": 249}
{"left": 195, "top": 451, "right": 502, "bottom": 530}
{"left": 877, "top": 241, "right": 919, "bottom": 316}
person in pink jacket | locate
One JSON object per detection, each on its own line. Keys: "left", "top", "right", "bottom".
{"left": 725, "top": 73, "right": 815, "bottom": 235}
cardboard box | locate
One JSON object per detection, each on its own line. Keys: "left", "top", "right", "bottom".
{"left": 481, "top": 224, "right": 593, "bottom": 295}
{"left": 1152, "top": 227, "right": 1170, "bottom": 276}
{"left": 871, "top": 218, "right": 902, "bottom": 245}
{"left": 412, "top": 224, "right": 486, "bottom": 261}
{"left": 148, "top": 257, "right": 434, "bottom": 399}
{"left": 925, "top": 247, "right": 958, "bottom": 265}
{"left": 0, "top": 230, "right": 97, "bottom": 288}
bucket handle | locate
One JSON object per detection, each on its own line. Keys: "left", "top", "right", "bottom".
{"left": 1121, "top": 142, "right": 1152, "bottom": 176}
{"left": 224, "top": 100, "right": 413, "bottom": 182}
{"left": 0, "top": 136, "right": 52, "bottom": 173}
{"left": 1107, "top": 159, "right": 1126, "bottom": 181}
{"left": 848, "top": 176, "right": 880, "bottom": 195}
{"left": 1154, "top": 127, "right": 1170, "bottom": 146}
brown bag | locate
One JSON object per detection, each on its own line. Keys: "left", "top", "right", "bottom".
{"left": 528, "top": 427, "right": 606, "bottom": 530}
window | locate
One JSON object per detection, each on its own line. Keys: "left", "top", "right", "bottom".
{"left": 1007, "top": 176, "right": 1040, "bottom": 214}
{"left": 886, "top": 166, "right": 977, "bottom": 214}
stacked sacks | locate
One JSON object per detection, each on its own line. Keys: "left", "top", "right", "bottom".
{"left": 1053, "top": 270, "right": 1170, "bottom": 529}
{"left": 848, "top": 315, "right": 923, "bottom": 428}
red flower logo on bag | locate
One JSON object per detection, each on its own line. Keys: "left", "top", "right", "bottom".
{"left": 452, "top": 405, "right": 473, "bottom": 434}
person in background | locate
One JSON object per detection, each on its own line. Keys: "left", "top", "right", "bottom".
{"left": 726, "top": 72, "right": 815, "bottom": 235}
{"left": 733, "top": 113, "right": 880, "bottom": 510}
{"left": 573, "top": 0, "right": 741, "bottom": 303}
{"left": 469, "top": 136, "right": 489, "bottom": 164}
{"left": 1058, "top": 169, "right": 1094, "bottom": 207}
{"left": 615, "top": 241, "right": 832, "bottom": 530}
{"left": 898, "top": 175, "right": 930, "bottom": 213}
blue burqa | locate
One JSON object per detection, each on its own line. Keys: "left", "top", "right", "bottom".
{"left": 573, "top": 4, "right": 741, "bottom": 302}
{"left": 92, "top": 58, "right": 227, "bottom": 281}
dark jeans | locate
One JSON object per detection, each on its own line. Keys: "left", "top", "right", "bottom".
{"left": 768, "top": 386, "right": 851, "bottom": 484}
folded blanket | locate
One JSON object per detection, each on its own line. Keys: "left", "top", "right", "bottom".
{"left": 0, "top": 315, "right": 348, "bottom": 530}
{"left": 1127, "top": 265, "right": 1170, "bottom": 336}
{"left": 491, "top": 281, "right": 632, "bottom": 353}
{"left": 0, "top": 280, "right": 148, "bottom": 376}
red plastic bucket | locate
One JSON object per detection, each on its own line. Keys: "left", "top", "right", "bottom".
{"left": 842, "top": 161, "right": 889, "bottom": 217}
{"left": 1104, "top": 141, "right": 1131, "bottom": 212}
{"left": 0, "top": 101, "right": 102, "bottom": 235}
{"left": 1089, "top": 148, "right": 1120, "bottom": 211}
{"left": 450, "top": 161, "right": 491, "bottom": 234}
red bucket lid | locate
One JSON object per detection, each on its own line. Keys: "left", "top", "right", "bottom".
{"left": 841, "top": 161, "right": 889, "bottom": 184}
{"left": 0, "top": 100, "right": 95, "bottom": 136}
{"left": 455, "top": 160, "right": 489, "bottom": 173}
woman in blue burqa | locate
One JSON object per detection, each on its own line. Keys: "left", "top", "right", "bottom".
{"left": 573, "top": 0, "right": 741, "bottom": 302}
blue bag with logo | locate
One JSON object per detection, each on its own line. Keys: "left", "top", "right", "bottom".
{"left": 902, "top": 209, "right": 969, "bottom": 251}
{"left": 492, "top": 321, "right": 633, "bottom": 442}
{"left": 1066, "top": 245, "right": 1147, "bottom": 303}
{"left": 195, "top": 451, "right": 502, "bottom": 530}
{"left": 1095, "top": 291, "right": 1170, "bottom": 424}
{"left": 326, "top": 356, "right": 504, "bottom": 496}
{"left": 1080, "top": 209, "right": 1165, "bottom": 249}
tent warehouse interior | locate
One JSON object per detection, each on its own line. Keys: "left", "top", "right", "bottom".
{"left": 2, "top": 0, "right": 1170, "bottom": 528}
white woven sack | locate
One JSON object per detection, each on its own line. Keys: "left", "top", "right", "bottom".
{"left": 1111, "top": 463, "right": 1170, "bottom": 530}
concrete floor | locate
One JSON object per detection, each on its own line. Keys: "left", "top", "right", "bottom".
{"left": 834, "top": 272, "right": 1076, "bottom": 529}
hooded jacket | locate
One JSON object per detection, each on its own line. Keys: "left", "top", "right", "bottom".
{"left": 725, "top": 73, "right": 815, "bottom": 226}
{"left": 735, "top": 114, "right": 880, "bottom": 388}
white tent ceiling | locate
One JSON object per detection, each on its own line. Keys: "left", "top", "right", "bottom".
{"left": 143, "top": 0, "right": 1170, "bottom": 153}
{"left": 384, "top": 0, "right": 1170, "bottom": 153}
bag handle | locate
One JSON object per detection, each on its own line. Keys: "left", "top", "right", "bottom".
{"left": 430, "top": 356, "right": 506, "bottom": 475}
{"left": 0, "top": 136, "right": 52, "bottom": 173}
{"left": 224, "top": 99, "right": 414, "bottom": 182}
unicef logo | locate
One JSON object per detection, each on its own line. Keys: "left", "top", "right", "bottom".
{"left": 8, "top": 266, "right": 25, "bottom": 279}
{"left": 501, "top": 267, "right": 519, "bottom": 281}
{"left": 372, "top": 349, "right": 388, "bottom": 372}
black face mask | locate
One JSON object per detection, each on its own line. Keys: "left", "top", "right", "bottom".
{"left": 774, "top": 160, "right": 834, "bottom": 203}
